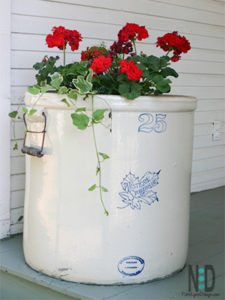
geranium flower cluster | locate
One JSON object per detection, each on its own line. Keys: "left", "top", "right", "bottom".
{"left": 46, "top": 26, "right": 82, "bottom": 51}
{"left": 118, "top": 23, "right": 149, "bottom": 42}
{"left": 41, "top": 23, "right": 191, "bottom": 96}
{"left": 81, "top": 46, "right": 109, "bottom": 61}
{"left": 110, "top": 41, "right": 133, "bottom": 56}
{"left": 90, "top": 55, "right": 112, "bottom": 74}
{"left": 156, "top": 31, "right": 191, "bottom": 62}
{"left": 119, "top": 60, "right": 143, "bottom": 80}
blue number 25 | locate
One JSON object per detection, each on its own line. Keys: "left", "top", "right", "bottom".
{"left": 138, "top": 113, "right": 167, "bottom": 134}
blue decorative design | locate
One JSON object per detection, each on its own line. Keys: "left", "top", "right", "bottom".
{"left": 118, "top": 170, "right": 161, "bottom": 210}
{"left": 138, "top": 113, "right": 167, "bottom": 133}
{"left": 118, "top": 256, "right": 145, "bottom": 276}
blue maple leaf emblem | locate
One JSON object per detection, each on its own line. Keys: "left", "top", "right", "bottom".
{"left": 118, "top": 170, "right": 161, "bottom": 210}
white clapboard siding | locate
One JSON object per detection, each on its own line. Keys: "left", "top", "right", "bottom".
{"left": 10, "top": 0, "right": 225, "bottom": 234}
{"left": 40, "top": 0, "right": 225, "bottom": 26}
{"left": 11, "top": 190, "right": 25, "bottom": 209}
{"left": 11, "top": 0, "right": 225, "bottom": 37}
{"left": 151, "top": 0, "right": 225, "bottom": 14}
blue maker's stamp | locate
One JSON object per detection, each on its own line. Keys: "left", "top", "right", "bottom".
{"left": 118, "top": 256, "right": 145, "bottom": 276}
{"left": 138, "top": 113, "right": 167, "bottom": 134}
{"left": 118, "top": 170, "right": 161, "bottom": 210}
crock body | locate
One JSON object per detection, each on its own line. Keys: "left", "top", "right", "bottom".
{"left": 23, "top": 93, "right": 197, "bottom": 284}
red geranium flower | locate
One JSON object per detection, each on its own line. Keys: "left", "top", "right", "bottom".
{"left": 119, "top": 59, "right": 142, "bottom": 80}
{"left": 46, "top": 26, "right": 82, "bottom": 51}
{"left": 90, "top": 55, "right": 112, "bottom": 74}
{"left": 118, "top": 23, "right": 149, "bottom": 42}
{"left": 81, "top": 46, "right": 109, "bottom": 61}
{"left": 156, "top": 31, "right": 191, "bottom": 62}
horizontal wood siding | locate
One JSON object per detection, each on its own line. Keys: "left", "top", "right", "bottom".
{"left": 10, "top": 0, "right": 225, "bottom": 233}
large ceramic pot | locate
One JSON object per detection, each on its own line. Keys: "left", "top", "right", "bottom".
{"left": 23, "top": 93, "right": 197, "bottom": 285}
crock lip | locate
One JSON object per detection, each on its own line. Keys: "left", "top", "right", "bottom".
{"left": 24, "top": 92, "right": 197, "bottom": 112}
{"left": 98, "top": 94, "right": 196, "bottom": 100}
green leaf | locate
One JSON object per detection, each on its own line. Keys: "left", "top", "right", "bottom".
{"left": 88, "top": 184, "right": 97, "bottom": 191}
{"left": 9, "top": 111, "right": 18, "bottom": 118}
{"left": 28, "top": 85, "right": 40, "bottom": 95}
{"left": 13, "top": 142, "right": 18, "bottom": 151}
{"left": 40, "top": 79, "right": 47, "bottom": 87}
{"left": 152, "top": 74, "right": 164, "bottom": 83}
{"left": 118, "top": 82, "right": 141, "bottom": 100}
{"left": 99, "top": 152, "right": 110, "bottom": 160}
{"left": 92, "top": 109, "right": 107, "bottom": 122}
{"left": 68, "top": 89, "right": 78, "bottom": 100}
{"left": 159, "top": 55, "right": 170, "bottom": 68}
{"left": 41, "top": 85, "right": 52, "bottom": 93}
{"left": 71, "top": 113, "right": 89, "bottom": 130}
{"left": 75, "top": 107, "right": 86, "bottom": 112}
{"left": 58, "top": 86, "right": 68, "bottom": 94}
{"left": 101, "top": 186, "right": 108, "bottom": 192}
{"left": 147, "top": 56, "right": 160, "bottom": 72}
{"left": 96, "top": 167, "right": 100, "bottom": 175}
{"left": 86, "top": 68, "right": 93, "bottom": 84}
{"left": 33, "top": 62, "right": 43, "bottom": 70}
{"left": 72, "top": 75, "right": 92, "bottom": 94}
{"left": 161, "top": 67, "right": 178, "bottom": 78}
{"left": 61, "top": 98, "right": 70, "bottom": 107}
{"left": 22, "top": 107, "right": 28, "bottom": 114}
{"left": 50, "top": 72, "right": 63, "bottom": 89}
{"left": 153, "top": 75, "right": 171, "bottom": 93}
{"left": 29, "top": 109, "right": 37, "bottom": 116}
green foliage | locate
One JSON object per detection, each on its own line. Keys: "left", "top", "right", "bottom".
{"left": 28, "top": 85, "right": 40, "bottom": 95}
{"left": 88, "top": 184, "right": 97, "bottom": 191}
{"left": 68, "top": 89, "right": 78, "bottom": 100}
{"left": 50, "top": 72, "right": 63, "bottom": 89}
{"left": 61, "top": 98, "right": 70, "bottom": 107}
{"left": 34, "top": 56, "right": 59, "bottom": 85}
{"left": 92, "top": 109, "right": 107, "bottom": 123}
{"left": 29, "top": 109, "right": 37, "bottom": 116}
{"left": 13, "top": 142, "right": 18, "bottom": 151}
{"left": 101, "top": 186, "right": 108, "bottom": 192}
{"left": 76, "top": 107, "right": 86, "bottom": 112}
{"left": 58, "top": 86, "right": 68, "bottom": 94}
{"left": 96, "top": 167, "right": 100, "bottom": 175}
{"left": 9, "top": 111, "right": 18, "bottom": 118}
{"left": 119, "top": 82, "right": 142, "bottom": 100}
{"left": 71, "top": 112, "right": 89, "bottom": 130}
{"left": 72, "top": 75, "right": 92, "bottom": 95}
{"left": 22, "top": 107, "right": 28, "bottom": 114}
{"left": 160, "top": 67, "right": 178, "bottom": 78}
{"left": 152, "top": 75, "right": 171, "bottom": 93}
{"left": 29, "top": 52, "right": 178, "bottom": 99}
{"left": 99, "top": 152, "right": 110, "bottom": 160}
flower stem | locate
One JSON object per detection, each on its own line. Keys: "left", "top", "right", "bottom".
{"left": 91, "top": 96, "right": 109, "bottom": 216}
{"left": 63, "top": 45, "right": 66, "bottom": 66}
{"left": 132, "top": 40, "right": 137, "bottom": 54}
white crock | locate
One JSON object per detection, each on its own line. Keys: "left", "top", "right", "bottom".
{"left": 23, "top": 93, "right": 197, "bottom": 285}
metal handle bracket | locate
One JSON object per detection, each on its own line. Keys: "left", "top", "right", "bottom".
{"left": 21, "top": 112, "right": 47, "bottom": 158}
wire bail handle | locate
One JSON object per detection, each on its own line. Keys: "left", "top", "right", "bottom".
{"left": 21, "top": 112, "right": 47, "bottom": 158}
